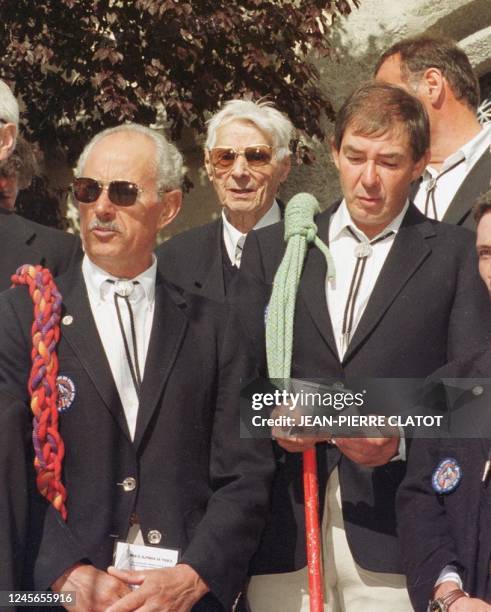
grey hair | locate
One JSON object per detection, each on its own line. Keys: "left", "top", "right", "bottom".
{"left": 75, "top": 123, "right": 183, "bottom": 191}
{"left": 205, "top": 99, "right": 294, "bottom": 160}
{"left": 0, "top": 80, "right": 19, "bottom": 128}
{"left": 0, "top": 79, "right": 19, "bottom": 152}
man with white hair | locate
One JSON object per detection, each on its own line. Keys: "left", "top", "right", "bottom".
{"left": 0, "top": 79, "right": 19, "bottom": 162}
{"left": 157, "top": 98, "right": 293, "bottom": 300}
{"left": 0, "top": 79, "right": 80, "bottom": 595}
{"left": 0, "top": 78, "right": 81, "bottom": 290}
{"left": 0, "top": 122, "right": 273, "bottom": 610}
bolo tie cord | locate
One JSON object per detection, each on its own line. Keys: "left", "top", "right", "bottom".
{"left": 111, "top": 285, "right": 142, "bottom": 398}
{"left": 341, "top": 227, "right": 394, "bottom": 352}
{"left": 424, "top": 157, "right": 465, "bottom": 220}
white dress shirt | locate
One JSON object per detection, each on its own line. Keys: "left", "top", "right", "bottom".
{"left": 82, "top": 255, "right": 156, "bottom": 440}
{"left": 326, "top": 200, "right": 409, "bottom": 461}
{"left": 414, "top": 122, "right": 491, "bottom": 220}
{"left": 326, "top": 199, "right": 409, "bottom": 361}
{"left": 222, "top": 200, "right": 282, "bottom": 267}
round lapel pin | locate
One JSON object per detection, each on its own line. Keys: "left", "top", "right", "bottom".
{"left": 56, "top": 375, "right": 76, "bottom": 413}
{"left": 432, "top": 457, "right": 462, "bottom": 494}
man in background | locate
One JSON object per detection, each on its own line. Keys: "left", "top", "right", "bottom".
{"left": 0, "top": 136, "right": 38, "bottom": 211}
{"left": 157, "top": 99, "right": 293, "bottom": 300}
{"left": 0, "top": 79, "right": 80, "bottom": 290}
{"left": 0, "top": 78, "right": 80, "bottom": 596}
{"left": 375, "top": 35, "right": 490, "bottom": 229}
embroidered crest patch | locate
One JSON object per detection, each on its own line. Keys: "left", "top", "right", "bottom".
{"left": 432, "top": 457, "right": 462, "bottom": 494}
{"left": 56, "top": 375, "right": 76, "bottom": 413}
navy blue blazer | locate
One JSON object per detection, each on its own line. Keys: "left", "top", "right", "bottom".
{"left": 237, "top": 202, "right": 491, "bottom": 576}
{"left": 398, "top": 347, "right": 491, "bottom": 611}
{"left": 0, "top": 267, "right": 274, "bottom": 611}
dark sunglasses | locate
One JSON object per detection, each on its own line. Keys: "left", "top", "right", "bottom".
{"left": 71, "top": 177, "right": 147, "bottom": 206}
{"left": 208, "top": 145, "right": 274, "bottom": 169}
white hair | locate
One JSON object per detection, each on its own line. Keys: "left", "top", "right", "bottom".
{"left": 0, "top": 80, "right": 19, "bottom": 128}
{"left": 0, "top": 79, "right": 19, "bottom": 153}
{"left": 205, "top": 99, "right": 294, "bottom": 160}
{"left": 75, "top": 123, "right": 183, "bottom": 191}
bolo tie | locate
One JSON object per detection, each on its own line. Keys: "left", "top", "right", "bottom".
{"left": 424, "top": 155, "right": 465, "bottom": 219}
{"left": 109, "top": 279, "right": 142, "bottom": 397}
{"left": 341, "top": 227, "right": 394, "bottom": 355}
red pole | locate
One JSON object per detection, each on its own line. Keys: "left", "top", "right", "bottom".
{"left": 303, "top": 447, "right": 324, "bottom": 612}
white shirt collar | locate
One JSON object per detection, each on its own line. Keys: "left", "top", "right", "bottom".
{"left": 222, "top": 200, "right": 281, "bottom": 264}
{"left": 82, "top": 254, "right": 157, "bottom": 305}
{"left": 330, "top": 199, "right": 409, "bottom": 243}
{"left": 425, "top": 122, "right": 491, "bottom": 178}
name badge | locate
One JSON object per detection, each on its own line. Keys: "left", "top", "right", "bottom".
{"left": 113, "top": 540, "right": 179, "bottom": 572}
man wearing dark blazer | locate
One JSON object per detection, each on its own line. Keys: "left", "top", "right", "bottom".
{"left": 239, "top": 83, "right": 491, "bottom": 611}
{"left": 397, "top": 190, "right": 491, "bottom": 612}
{"left": 0, "top": 81, "right": 79, "bottom": 600}
{"left": 0, "top": 79, "right": 81, "bottom": 289}
{"left": 157, "top": 99, "right": 293, "bottom": 301}
{"left": 375, "top": 36, "right": 491, "bottom": 230}
{"left": 0, "top": 123, "right": 273, "bottom": 611}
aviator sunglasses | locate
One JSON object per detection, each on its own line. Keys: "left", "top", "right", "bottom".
{"left": 71, "top": 177, "right": 155, "bottom": 207}
{"left": 208, "top": 145, "right": 274, "bottom": 170}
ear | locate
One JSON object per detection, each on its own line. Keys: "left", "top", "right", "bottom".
{"left": 420, "top": 68, "right": 445, "bottom": 107}
{"left": 157, "top": 189, "right": 182, "bottom": 231}
{"left": 0, "top": 124, "right": 17, "bottom": 161}
{"left": 331, "top": 140, "right": 340, "bottom": 170}
{"left": 204, "top": 150, "right": 214, "bottom": 181}
{"left": 411, "top": 149, "right": 430, "bottom": 182}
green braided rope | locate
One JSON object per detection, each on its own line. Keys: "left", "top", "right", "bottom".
{"left": 266, "top": 193, "right": 335, "bottom": 379}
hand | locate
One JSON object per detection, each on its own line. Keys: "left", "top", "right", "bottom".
{"left": 333, "top": 436, "right": 400, "bottom": 467}
{"left": 275, "top": 434, "right": 326, "bottom": 453}
{"left": 449, "top": 598, "right": 491, "bottom": 611}
{"left": 274, "top": 431, "right": 399, "bottom": 466}
{"left": 51, "top": 562, "right": 132, "bottom": 611}
{"left": 433, "top": 582, "right": 491, "bottom": 611}
{"left": 271, "top": 403, "right": 330, "bottom": 452}
{"left": 106, "top": 564, "right": 210, "bottom": 612}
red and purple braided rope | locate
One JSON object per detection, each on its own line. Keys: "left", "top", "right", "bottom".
{"left": 12, "top": 264, "right": 67, "bottom": 520}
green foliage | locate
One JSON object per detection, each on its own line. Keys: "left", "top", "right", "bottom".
{"left": 0, "top": 0, "right": 359, "bottom": 164}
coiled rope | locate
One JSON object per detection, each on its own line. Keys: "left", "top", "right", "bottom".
{"left": 265, "top": 193, "right": 335, "bottom": 612}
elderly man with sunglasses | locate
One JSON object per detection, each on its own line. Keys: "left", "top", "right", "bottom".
{"left": 0, "top": 123, "right": 273, "bottom": 611}
{"left": 157, "top": 99, "right": 293, "bottom": 301}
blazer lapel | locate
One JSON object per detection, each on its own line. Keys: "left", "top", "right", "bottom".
{"left": 443, "top": 148, "right": 491, "bottom": 226}
{"left": 133, "top": 275, "right": 188, "bottom": 449}
{"left": 344, "top": 205, "right": 433, "bottom": 363}
{"left": 298, "top": 207, "right": 338, "bottom": 359}
{"left": 193, "top": 219, "right": 226, "bottom": 301}
{"left": 57, "top": 268, "right": 132, "bottom": 441}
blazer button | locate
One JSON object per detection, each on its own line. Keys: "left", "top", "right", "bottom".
{"left": 118, "top": 477, "right": 137, "bottom": 492}
{"left": 147, "top": 529, "right": 162, "bottom": 544}
{"left": 472, "top": 385, "right": 484, "bottom": 396}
